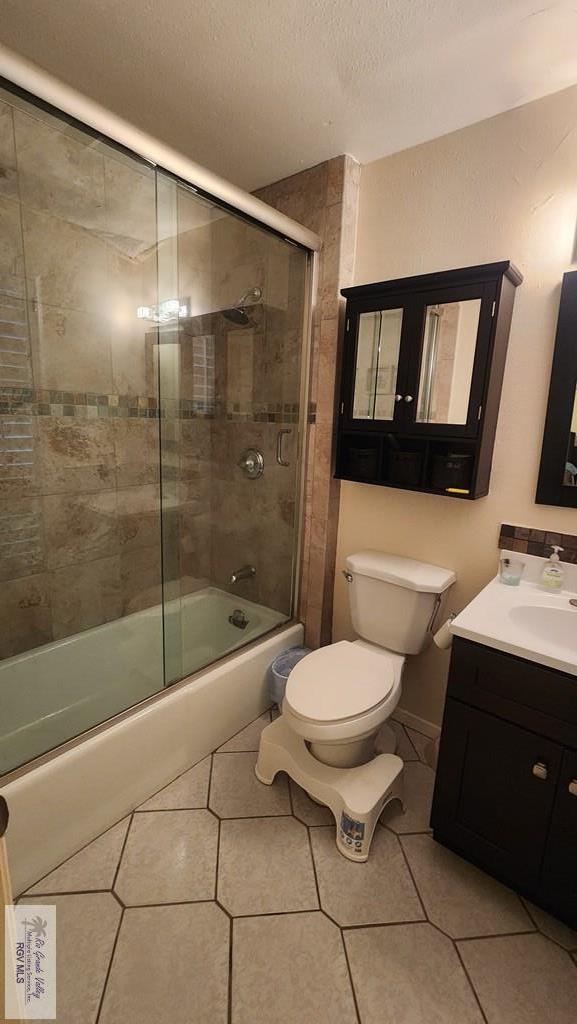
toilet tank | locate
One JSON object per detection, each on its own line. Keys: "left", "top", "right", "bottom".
{"left": 345, "top": 551, "right": 456, "bottom": 655}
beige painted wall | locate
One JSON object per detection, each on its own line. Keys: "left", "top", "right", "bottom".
{"left": 333, "top": 84, "right": 577, "bottom": 729}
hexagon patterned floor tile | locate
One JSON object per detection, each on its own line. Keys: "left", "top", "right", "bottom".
{"left": 310, "top": 825, "right": 424, "bottom": 926}
{"left": 25, "top": 817, "right": 130, "bottom": 894}
{"left": 401, "top": 833, "right": 532, "bottom": 939}
{"left": 218, "top": 816, "right": 318, "bottom": 916}
{"left": 289, "top": 780, "right": 334, "bottom": 826}
{"left": 19, "top": 893, "right": 121, "bottom": 1024}
{"left": 390, "top": 718, "right": 419, "bottom": 760}
{"left": 522, "top": 899, "right": 577, "bottom": 952}
{"left": 381, "top": 761, "right": 435, "bottom": 833}
{"left": 99, "top": 903, "right": 229, "bottom": 1024}
{"left": 404, "top": 725, "right": 434, "bottom": 764}
{"left": 345, "top": 922, "right": 485, "bottom": 1024}
{"left": 18, "top": 708, "right": 577, "bottom": 1024}
{"left": 209, "top": 751, "right": 291, "bottom": 818}
{"left": 232, "top": 912, "right": 357, "bottom": 1024}
{"left": 458, "top": 933, "right": 577, "bottom": 1024}
{"left": 137, "top": 756, "right": 211, "bottom": 811}
{"left": 217, "top": 711, "right": 272, "bottom": 752}
{"left": 115, "top": 809, "right": 218, "bottom": 906}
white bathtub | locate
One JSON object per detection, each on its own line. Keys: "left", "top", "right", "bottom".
{"left": 0, "top": 586, "right": 286, "bottom": 775}
{"left": 0, "top": 587, "right": 302, "bottom": 894}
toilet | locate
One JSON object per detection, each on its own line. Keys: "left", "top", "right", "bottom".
{"left": 256, "top": 550, "right": 455, "bottom": 861}
{"left": 283, "top": 551, "right": 456, "bottom": 768}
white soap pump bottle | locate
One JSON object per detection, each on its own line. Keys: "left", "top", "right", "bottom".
{"left": 540, "top": 545, "right": 565, "bottom": 591}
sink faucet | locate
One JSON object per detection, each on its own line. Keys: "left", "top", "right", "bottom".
{"left": 229, "top": 565, "right": 256, "bottom": 584}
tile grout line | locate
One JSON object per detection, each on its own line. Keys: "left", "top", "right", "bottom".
{"left": 396, "top": 833, "right": 428, "bottom": 923}
{"left": 305, "top": 825, "right": 322, "bottom": 914}
{"left": 19, "top": 734, "right": 223, "bottom": 896}
{"left": 340, "top": 928, "right": 362, "bottom": 1024}
{"left": 453, "top": 940, "right": 489, "bottom": 1024}
{"left": 136, "top": 751, "right": 213, "bottom": 809}
{"left": 94, "top": 904, "right": 125, "bottom": 1024}
{"left": 399, "top": 721, "right": 419, "bottom": 760}
{"left": 111, "top": 811, "right": 135, "bottom": 895}
{"left": 306, "top": 820, "right": 360, "bottom": 1022}
{"left": 19, "top": 810, "right": 132, "bottom": 896}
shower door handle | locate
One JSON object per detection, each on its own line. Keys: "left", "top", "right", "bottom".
{"left": 276, "top": 428, "right": 292, "bottom": 466}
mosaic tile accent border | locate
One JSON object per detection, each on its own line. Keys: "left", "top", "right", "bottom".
{"left": 0, "top": 388, "right": 315, "bottom": 424}
{"left": 224, "top": 400, "right": 305, "bottom": 424}
{"left": 499, "top": 523, "right": 577, "bottom": 563}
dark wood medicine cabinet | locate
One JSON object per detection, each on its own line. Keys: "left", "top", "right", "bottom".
{"left": 335, "top": 261, "right": 522, "bottom": 499}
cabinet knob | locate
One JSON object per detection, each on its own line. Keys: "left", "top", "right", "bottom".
{"left": 404, "top": 394, "right": 414, "bottom": 403}
{"left": 532, "top": 761, "right": 548, "bottom": 780}
{"left": 569, "top": 779, "right": 577, "bottom": 797}
{"left": 395, "top": 394, "right": 403, "bottom": 403}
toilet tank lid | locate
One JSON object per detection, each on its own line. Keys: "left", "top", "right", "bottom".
{"left": 346, "top": 550, "right": 456, "bottom": 593}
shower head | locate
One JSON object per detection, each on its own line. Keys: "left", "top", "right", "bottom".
{"left": 237, "top": 286, "right": 262, "bottom": 306}
{"left": 221, "top": 286, "right": 262, "bottom": 326}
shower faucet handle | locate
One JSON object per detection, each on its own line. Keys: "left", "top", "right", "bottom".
{"left": 238, "top": 448, "right": 264, "bottom": 479}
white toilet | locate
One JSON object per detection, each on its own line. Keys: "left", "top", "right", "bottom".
{"left": 256, "top": 550, "right": 455, "bottom": 861}
{"left": 283, "top": 551, "right": 456, "bottom": 768}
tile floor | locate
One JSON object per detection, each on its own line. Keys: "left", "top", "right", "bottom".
{"left": 19, "top": 710, "right": 577, "bottom": 1023}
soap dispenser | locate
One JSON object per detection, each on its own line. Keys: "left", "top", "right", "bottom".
{"left": 540, "top": 545, "right": 565, "bottom": 591}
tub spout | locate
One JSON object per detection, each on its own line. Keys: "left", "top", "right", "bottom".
{"left": 229, "top": 565, "right": 256, "bottom": 584}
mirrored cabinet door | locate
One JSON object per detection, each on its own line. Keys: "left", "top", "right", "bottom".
{"left": 415, "top": 298, "right": 482, "bottom": 425}
{"left": 537, "top": 269, "right": 577, "bottom": 507}
{"left": 353, "top": 308, "right": 404, "bottom": 420}
{"left": 563, "top": 387, "right": 577, "bottom": 488}
{"left": 338, "top": 261, "right": 522, "bottom": 498}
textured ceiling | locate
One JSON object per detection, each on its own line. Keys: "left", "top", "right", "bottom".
{"left": 1, "top": 0, "right": 577, "bottom": 190}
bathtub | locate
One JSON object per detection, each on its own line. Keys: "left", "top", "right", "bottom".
{"left": 0, "top": 587, "right": 302, "bottom": 894}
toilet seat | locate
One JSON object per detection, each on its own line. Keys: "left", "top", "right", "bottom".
{"left": 283, "top": 640, "right": 402, "bottom": 745}
{"left": 285, "top": 640, "right": 394, "bottom": 723}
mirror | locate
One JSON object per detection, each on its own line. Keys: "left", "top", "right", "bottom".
{"left": 416, "top": 299, "right": 481, "bottom": 424}
{"left": 353, "top": 308, "right": 403, "bottom": 420}
{"left": 536, "top": 270, "right": 577, "bottom": 507}
{"left": 563, "top": 387, "right": 577, "bottom": 486}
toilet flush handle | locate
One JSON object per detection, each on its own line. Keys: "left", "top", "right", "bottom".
{"left": 342, "top": 570, "right": 353, "bottom": 583}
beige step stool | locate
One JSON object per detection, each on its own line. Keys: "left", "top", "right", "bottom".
{"left": 255, "top": 716, "right": 404, "bottom": 862}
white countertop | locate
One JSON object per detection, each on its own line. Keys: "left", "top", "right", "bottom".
{"left": 451, "top": 550, "right": 577, "bottom": 677}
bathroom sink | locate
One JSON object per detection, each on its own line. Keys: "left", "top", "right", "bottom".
{"left": 450, "top": 552, "right": 577, "bottom": 676}
{"left": 509, "top": 604, "right": 577, "bottom": 655}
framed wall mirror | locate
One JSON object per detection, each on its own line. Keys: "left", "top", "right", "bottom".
{"left": 536, "top": 269, "right": 577, "bottom": 507}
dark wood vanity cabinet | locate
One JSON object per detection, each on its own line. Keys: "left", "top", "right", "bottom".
{"left": 336, "top": 261, "right": 522, "bottom": 498}
{"left": 432, "top": 637, "right": 577, "bottom": 926}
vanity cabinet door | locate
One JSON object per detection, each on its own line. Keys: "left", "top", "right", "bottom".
{"left": 540, "top": 749, "right": 577, "bottom": 924}
{"left": 431, "top": 698, "right": 563, "bottom": 889}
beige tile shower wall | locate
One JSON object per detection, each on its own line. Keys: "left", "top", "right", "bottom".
{"left": 203, "top": 214, "right": 306, "bottom": 615}
{"left": 0, "top": 93, "right": 161, "bottom": 658}
{"left": 256, "top": 156, "right": 360, "bottom": 645}
{"left": 333, "top": 84, "right": 577, "bottom": 729}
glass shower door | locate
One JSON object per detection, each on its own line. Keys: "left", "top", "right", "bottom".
{"left": 155, "top": 172, "right": 309, "bottom": 681}
{"left": 0, "top": 83, "right": 165, "bottom": 774}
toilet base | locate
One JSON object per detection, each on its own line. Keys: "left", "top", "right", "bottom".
{"left": 256, "top": 716, "right": 404, "bottom": 862}
{"left": 309, "top": 734, "right": 376, "bottom": 768}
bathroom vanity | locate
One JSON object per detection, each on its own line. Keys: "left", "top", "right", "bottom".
{"left": 432, "top": 561, "right": 577, "bottom": 928}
